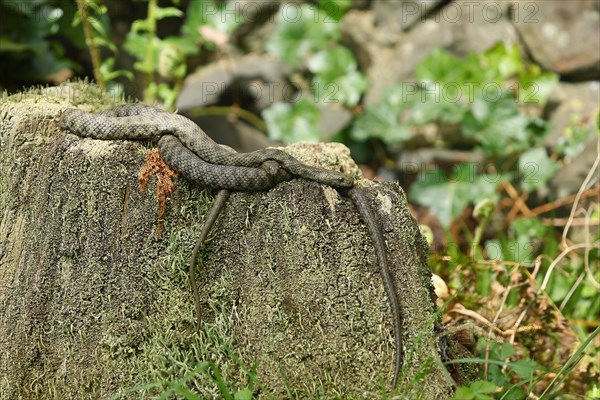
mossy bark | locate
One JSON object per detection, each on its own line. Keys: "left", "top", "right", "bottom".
{"left": 0, "top": 84, "right": 456, "bottom": 399}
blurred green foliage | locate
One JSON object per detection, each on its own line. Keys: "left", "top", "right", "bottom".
{"left": 0, "top": 0, "right": 79, "bottom": 87}
{"left": 264, "top": 2, "right": 367, "bottom": 135}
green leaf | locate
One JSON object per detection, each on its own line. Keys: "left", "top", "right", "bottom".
{"left": 469, "top": 380, "right": 496, "bottom": 400}
{"left": 183, "top": 0, "right": 241, "bottom": 44}
{"left": 485, "top": 239, "right": 504, "bottom": 262}
{"left": 154, "top": 6, "right": 183, "bottom": 20}
{"left": 263, "top": 99, "right": 321, "bottom": 143}
{"left": 497, "top": 341, "right": 516, "bottom": 360}
{"left": 309, "top": 46, "right": 367, "bottom": 106}
{"left": 0, "top": 36, "right": 32, "bottom": 52}
{"left": 318, "top": 0, "right": 352, "bottom": 21}
{"left": 518, "top": 147, "right": 558, "bottom": 192}
{"left": 87, "top": 15, "right": 106, "bottom": 36}
{"left": 507, "top": 217, "right": 546, "bottom": 262}
{"left": 408, "top": 166, "right": 504, "bottom": 228}
{"left": 455, "top": 380, "right": 497, "bottom": 400}
{"left": 350, "top": 85, "right": 414, "bottom": 144}
{"left": 509, "top": 358, "right": 539, "bottom": 380}
{"left": 308, "top": 46, "right": 356, "bottom": 76}
{"left": 172, "top": 385, "right": 201, "bottom": 400}
{"left": 518, "top": 65, "right": 558, "bottom": 105}
{"left": 92, "top": 36, "right": 117, "bottom": 53}
{"left": 501, "top": 385, "right": 527, "bottom": 400}
{"left": 454, "top": 387, "right": 475, "bottom": 400}
{"left": 480, "top": 42, "right": 523, "bottom": 80}
{"left": 265, "top": 4, "right": 339, "bottom": 66}
{"left": 462, "top": 92, "right": 531, "bottom": 156}
{"left": 233, "top": 389, "right": 253, "bottom": 400}
{"left": 416, "top": 48, "right": 465, "bottom": 87}
{"left": 510, "top": 217, "right": 546, "bottom": 239}
{"left": 123, "top": 30, "right": 160, "bottom": 65}
{"left": 99, "top": 57, "right": 134, "bottom": 81}
{"left": 130, "top": 19, "right": 150, "bottom": 33}
{"left": 162, "top": 36, "right": 201, "bottom": 56}
{"left": 555, "top": 126, "right": 594, "bottom": 158}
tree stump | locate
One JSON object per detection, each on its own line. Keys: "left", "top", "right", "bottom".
{"left": 0, "top": 84, "right": 457, "bottom": 399}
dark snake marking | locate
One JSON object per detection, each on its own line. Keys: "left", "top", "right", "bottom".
{"left": 59, "top": 103, "right": 402, "bottom": 390}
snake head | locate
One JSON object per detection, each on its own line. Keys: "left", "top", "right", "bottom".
{"left": 316, "top": 170, "right": 355, "bottom": 188}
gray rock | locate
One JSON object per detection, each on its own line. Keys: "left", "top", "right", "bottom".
{"left": 340, "top": 10, "right": 383, "bottom": 72}
{"left": 545, "top": 81, "right": 599, "bottom": 199}
{"left": 230, "top": 0, "right": 281, "bottom": 51}
{"left": 177, "top": 54, "right": 292, "bottom": 113}
{"left": 544, "top": 81, "right": 600, "bottom": 147}
{"left": 318, "top": 103, "right": 353, "bottom": 139}
{"left": 549, "top": 136, "right": 599, "bottom": 199}
{"left": 362, "top": 0, "right": 519, "bottom": 105}
{"left": 373, "top": 0, "right": 446, "bottom": 34}
{"left": 512, "top": 0, "right": 600, "bottom": 80}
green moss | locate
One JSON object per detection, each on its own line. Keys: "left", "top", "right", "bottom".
{"left": 0, "top": 83, "right": 457, "bottom": 399}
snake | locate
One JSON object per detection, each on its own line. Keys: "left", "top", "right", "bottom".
{"left": 61, "top": 104, "right": 352, "bottom": 190}
{"left": 59, "top": 103, "right": 402, "bottom": 389}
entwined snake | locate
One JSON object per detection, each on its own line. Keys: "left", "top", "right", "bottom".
{"left": 59, "top": 103, "right": 403, "bottom": 389}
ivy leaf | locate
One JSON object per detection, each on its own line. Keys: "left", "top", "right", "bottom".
{"left": 462, "top": 92, "right": 531, "bottom": 156}
{"left": 518, "top": 65, "right": 558, "bottom": 105}
{"left": 263, "top": 99, "right": 321, "bottom": 143}
{"left": 351, "top": 85, "right": 415, "bottom": 144}
{"left": 518, "top": 147, "right": 558, "bottom": 192}
{"left": 416, "top": 48, "right": 466, "bottom": 87}
{"left": 308, "top": 46, "right": 367, "bottom": 106}
{"left": 508, "top": 217, "right": 546, "bottom": 263}
{"left": 479, "top": 42, "right": 523, "bottom": 80}
{"left": 555, "top": 126, "right": 593, "bottom": 159}
{"left": 183, "top": 0, "right": 241, "bottom": 46}
{"left": 265, "top": 4, "right": 339, "bottom": 66}
{"left": 408, "top": 166, "right": 504, "bottom": 228}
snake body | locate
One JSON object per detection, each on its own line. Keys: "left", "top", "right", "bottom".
{"left": 60, "top": 104, "right": 352, "bottom": 190}
{"left": 59, "top": 103, "right": 402, "bottom": 390}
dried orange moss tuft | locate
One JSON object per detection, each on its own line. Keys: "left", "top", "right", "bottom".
{"left": 138, "top": 148, "right": 178, "bottom": 235}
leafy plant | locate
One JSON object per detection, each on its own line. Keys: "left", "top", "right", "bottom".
{"left": 348, "top": 43, "right": 560, "bottom": 227}
{"left": 265, "top": 3, "right": 340, "bottom": 67}
{"left": 120, "top": 0, "right": 242, "bottom": 108}
{"left": 408, "top": 166, "right": 504, "bottom": 228}
{"left": 72, "top": 0, "right": 133, "bottom": 94}
{"left": 263, "top": 98, "right": 321, "bottom": 143}
{"left": 0, "top": 0, "right": 78, "bottom": 87}
{"left": 308, "top": 45, "right": 367, "bottom": 107}
{"left": 454, "top": 380, "right": 497, "bottom": 400}
{"left": 263, "top": 1, "right": 365, "bottom": 143}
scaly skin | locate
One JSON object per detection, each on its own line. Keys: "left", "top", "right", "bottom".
{"left": 60, "top": 104, "right": 353, "bottom": 190}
